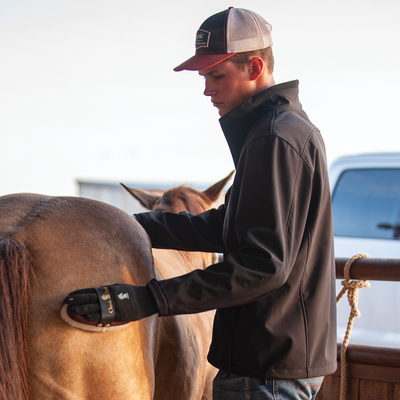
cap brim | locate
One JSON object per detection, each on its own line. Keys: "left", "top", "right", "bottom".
{"left": 174, "top": 53, "right": 235, "bottom": 72}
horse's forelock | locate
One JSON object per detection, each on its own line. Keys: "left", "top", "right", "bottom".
{"left": 156, "top": 186, "right": 210, "bottom": 214}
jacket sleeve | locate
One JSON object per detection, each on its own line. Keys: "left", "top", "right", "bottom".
{"left": 134, "top": 203, "right": 227, "bottom": 253}
{"left": 147, "top": 135, "right": 315, "bottom": 316}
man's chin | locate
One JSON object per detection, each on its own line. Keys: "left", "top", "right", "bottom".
{"left": 218, "top": 108, "right": 226, "bottom": 117}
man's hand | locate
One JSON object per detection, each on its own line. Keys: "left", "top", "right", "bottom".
{"left": 65, "top": 284, "right": 158, "bottom": 325}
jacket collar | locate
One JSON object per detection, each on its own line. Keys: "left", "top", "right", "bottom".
{"left": 219, "top": 80, "right": 301, "bottom": 167}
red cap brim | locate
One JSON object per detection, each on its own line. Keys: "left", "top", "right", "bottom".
{"left": 174, "top": 53, "right": 235, "bottom": 72}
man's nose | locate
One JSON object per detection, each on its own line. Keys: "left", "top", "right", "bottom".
{"left": 203, "top": 80, "right": 216, "bottom": 97}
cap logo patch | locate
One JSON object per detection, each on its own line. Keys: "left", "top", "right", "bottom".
{"left": 196, "top": 29, "right": 210, "bottom": 49}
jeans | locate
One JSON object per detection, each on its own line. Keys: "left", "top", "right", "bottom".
{"left": 212, "top": 370, "right": 324, "bottom": 400}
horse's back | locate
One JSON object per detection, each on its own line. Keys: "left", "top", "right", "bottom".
{"left": 0, "top": 193, "right": 157, "bottom": 399}
{"left": 0, "top": 193, "right": 154, "bottom": 283}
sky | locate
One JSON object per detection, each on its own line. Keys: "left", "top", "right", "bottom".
{"left": 1, "top": 0, "right": 399, "bottom": 196}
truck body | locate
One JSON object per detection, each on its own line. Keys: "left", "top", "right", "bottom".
{"left": 329, "top": 152, "right": 400, "bottom": 347}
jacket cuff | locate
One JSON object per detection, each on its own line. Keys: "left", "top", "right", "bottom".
{"left": 133, "top": 213, "right": 150, "bottom": 233}
{"left": 147, "top": 279, "right": 169, "bottom": 316}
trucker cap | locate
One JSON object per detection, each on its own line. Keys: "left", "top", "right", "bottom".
{"left": 174, "top": 7, "right": 273, "bottom": 72}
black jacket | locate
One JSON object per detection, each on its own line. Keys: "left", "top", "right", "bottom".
{"left": 136, "top": 80, "right": 337, "bottom": 380}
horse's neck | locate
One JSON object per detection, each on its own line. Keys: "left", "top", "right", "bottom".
{"left": 152, "top": 249, "right": 214, "bottom": 280}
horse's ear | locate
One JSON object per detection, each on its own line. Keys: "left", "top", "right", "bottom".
{"left": 120, "top": 183, "right": 160, "bottom": 210}
{"left": 203, "top": 171, "right": 235, "bottom": 203}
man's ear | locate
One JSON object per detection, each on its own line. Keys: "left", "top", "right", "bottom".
{"left": 249, "top": 57, "right": 264, "bottom": 81}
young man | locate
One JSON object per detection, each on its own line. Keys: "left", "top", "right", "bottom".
{"left": 66, "top": 8, "right": 337, "bottom": 399}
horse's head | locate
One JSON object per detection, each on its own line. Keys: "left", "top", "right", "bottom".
{"left": 121, "top": 172, "right": 234, "bottom": 214}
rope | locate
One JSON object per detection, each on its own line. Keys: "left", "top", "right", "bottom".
{"left": 336, "top": 253, "right": 371, "bottom": 400}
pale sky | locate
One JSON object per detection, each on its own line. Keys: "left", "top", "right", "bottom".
{"left": 1, "top": 0, "right": 399, "bottom": 196}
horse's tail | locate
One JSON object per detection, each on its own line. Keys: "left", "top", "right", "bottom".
{"left": 0, "top": 237, "right": 31, "bottom": 400}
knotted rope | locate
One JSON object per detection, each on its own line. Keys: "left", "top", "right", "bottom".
{"left": 336, "top": 253, "right": 371, "bottom": 400}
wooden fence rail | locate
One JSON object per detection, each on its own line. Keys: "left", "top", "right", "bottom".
{"left": 318, "top": 257, "right": 400, "bottom": 400}
{"left": 336, "top": 257, "right": 400, "bottom": 282}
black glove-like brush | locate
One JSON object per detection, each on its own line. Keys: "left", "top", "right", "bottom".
{"left": 65, "top": 284, "right": 158, "bottom": 326}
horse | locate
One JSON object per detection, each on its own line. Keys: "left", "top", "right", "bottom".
{"left": 0, "top": 172, "right": 232, "bottom": 400}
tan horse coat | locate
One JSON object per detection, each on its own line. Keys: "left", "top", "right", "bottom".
{"left": 0, "top": 194, "right": 156, "bottom": 399}
{"left": 122, "top": 173, "right": 233, "bottom": 399}
{"left": 0, "top": 174, "right": 231, "bottom": 400}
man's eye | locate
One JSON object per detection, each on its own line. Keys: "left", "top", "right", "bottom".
{"left": 213, "top": 75, "right": 223, "bottom": 80}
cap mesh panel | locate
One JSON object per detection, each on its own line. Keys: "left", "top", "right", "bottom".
{"left": 227, "top": 8, "right": 272, "bottom": 53}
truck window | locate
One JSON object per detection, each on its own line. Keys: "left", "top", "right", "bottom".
{"left": 332, "top": 169, "right": 400, "bottom": 240}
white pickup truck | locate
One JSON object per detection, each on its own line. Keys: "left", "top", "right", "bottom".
{"left": 329, "top": 152, "right": 400, "bottom": 348}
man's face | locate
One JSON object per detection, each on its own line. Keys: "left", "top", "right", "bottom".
{"left": 199, "top": 60, "right": 254, "bottom": 117}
